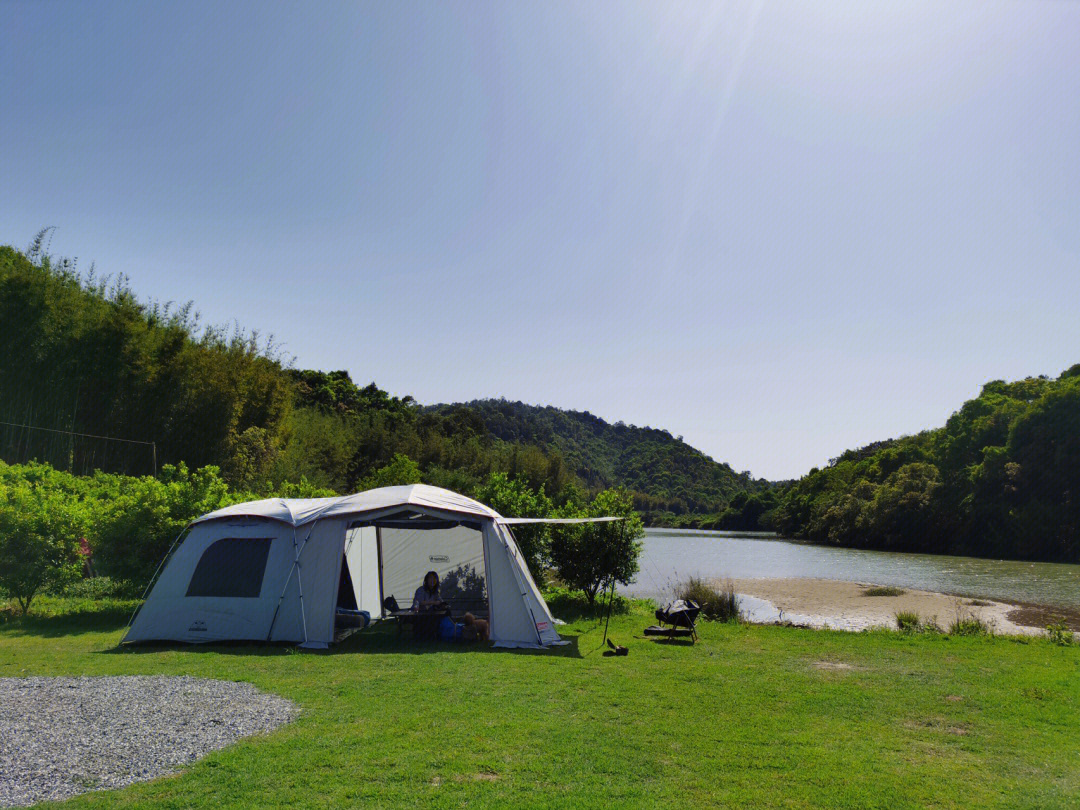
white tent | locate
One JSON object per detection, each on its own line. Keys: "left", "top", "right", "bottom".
{"left": 124, "top": 484, "right": 597, "bottom": 649}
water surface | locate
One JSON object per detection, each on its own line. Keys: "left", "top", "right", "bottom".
{"left": 627, "top": 529, "right": 1080, "bottom": 610}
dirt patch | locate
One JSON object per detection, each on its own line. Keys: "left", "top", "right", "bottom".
{"left": 1005, "top": 604, "right": 1080, "bottom": 633}
{"left": 812, "top": 660, "right": 856, "bottom": 672}
{"left": 904, "top": 718, "right": 970, "bottom": 736}
{"left": 944, "top": 695, "right": 963, "bottom": 702}
{"left": 454, "top": 772, "right": 501, "bottom": 783}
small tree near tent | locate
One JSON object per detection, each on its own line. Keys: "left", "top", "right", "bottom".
{"left": 473, "top": 472, "right": 555, "bottom": 585}
{"left": 550, "top": 488, "right": 643, "bottom": 605}
{"left": 0, "top": 484, "right": 88, "bottom": 614}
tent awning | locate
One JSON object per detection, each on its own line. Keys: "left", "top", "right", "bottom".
{"left": 190, "top": 484, "right": 624, "bottom": 529}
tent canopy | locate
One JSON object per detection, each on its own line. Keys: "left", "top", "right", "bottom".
{"left": 192, "top": 484, "right": 500, "bottom": 527}
{"left": 194, "top": 484, "right": 621, "bottom": 528}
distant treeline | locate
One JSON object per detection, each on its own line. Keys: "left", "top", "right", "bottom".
{"left": 773, "top": 369, "right": 1080, "bottom": 563}
{"left": 0, "top": 240, "right": 763, "bottom": 520}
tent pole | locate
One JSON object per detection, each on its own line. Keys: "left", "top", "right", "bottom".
{"left": 266, "top": 521, "right": 316, "bottom": 643}
{"left": 601, "top": 576, "right": 616, "bottom": 646}
{"left": 480, "top": 521, "right": 493, "bottom": 640}
{"left": 266, "top": 527, "right": 298, "bottom": 642}
{"left": 376, "top": 527, "right": 385, "bottom": 617}
{"left": 296, "top": 555, "right": 309, "bottom": 645}
{"left": 501, "top": 525, "right": 545, "bottom": 647}
{"left": 601, "top": 518, "right": 628, "bottom": 646}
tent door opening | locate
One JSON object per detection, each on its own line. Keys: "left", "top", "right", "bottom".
{"left": 347, "top": 514, "right": 489, "bottom": 622}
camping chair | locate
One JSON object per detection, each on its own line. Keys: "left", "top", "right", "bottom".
{"left": 644, "top": 599, "right": 701, "bottom": 642}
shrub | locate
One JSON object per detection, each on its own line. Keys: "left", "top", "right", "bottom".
{"left": 864, "top": 585, "right": 905, "bottom": 597}
{"left": 895, "top": 611, "right": 923, "bottom": 633}
{"left": 949, "top": 609, "right": 991, "bottom": 636}
{"left": 358, "top": 453, "right": 422, "bottom": 490}
{"left": 894, "top": 611, "right": 943, "bottom": 634}
{"left": 61, "top": 576, "right": 138, "bottom": 600}
{"left": 1047, "top": 623, "right": 1074, "bottom": 646}
{"left": 677, "top": 577, "right": 742, "bottom": 622}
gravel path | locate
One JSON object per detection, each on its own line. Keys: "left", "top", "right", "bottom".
{"left": 0, "top": 676, "right": 297, "bottom": 808}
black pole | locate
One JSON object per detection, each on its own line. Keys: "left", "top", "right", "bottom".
{"left": 601, "top": 576, "right": 616, "bottom": 645}
{"left": 601, "top": 518, "right": 627, "bottom": 646}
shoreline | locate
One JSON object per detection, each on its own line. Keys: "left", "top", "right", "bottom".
{"left": 721, "top": 577, "right": 1080, "bottom": 635}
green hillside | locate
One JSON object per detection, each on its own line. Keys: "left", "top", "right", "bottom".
{"left": 430, "top": 399, "right": 770, "bottom": 517}
{"left": 775, "top": 368, "right": 1080, "bottom": 562}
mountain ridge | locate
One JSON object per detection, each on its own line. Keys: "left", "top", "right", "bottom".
{"left": 428, "top": 398, "right": 768, "bottom": 516}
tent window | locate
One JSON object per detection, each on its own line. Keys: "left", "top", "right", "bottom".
{"left": 186, "top": 538, "right": 272, "bottom": 598}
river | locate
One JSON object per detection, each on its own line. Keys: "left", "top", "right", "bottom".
{"left": 626, "top": 528, "right": 1080, "bottom": 610}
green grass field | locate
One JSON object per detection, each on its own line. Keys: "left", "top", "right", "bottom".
{"left": 2, "top": 597, "right": 1078, "bottom": 809}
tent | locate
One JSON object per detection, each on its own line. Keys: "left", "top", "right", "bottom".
{"left": 124, "top": 484, "right": 609, "bottom": 649}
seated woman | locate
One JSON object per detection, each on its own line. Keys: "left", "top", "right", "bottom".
{"left": 412, "top": 571, "right": 443, "bottom": 611}
{"left": 411, "top": 571, "right": 447, "bottom": 640}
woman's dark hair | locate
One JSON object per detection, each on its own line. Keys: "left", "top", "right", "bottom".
{"left": 423, "top": 571, "right": 439, "bottom": 595}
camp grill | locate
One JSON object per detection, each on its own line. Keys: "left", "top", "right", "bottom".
{"left": 644, "top": 599, "right": 701, "bottom": 642}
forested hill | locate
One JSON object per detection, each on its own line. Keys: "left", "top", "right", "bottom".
{"left": 0, "top": 241, "right": 764, "bottom": 522}
{"left": 429, "top": 400, "right": 768, "bottom": 516}
{"left": 774, "top": 368, "right": 1080, "bottom": 563}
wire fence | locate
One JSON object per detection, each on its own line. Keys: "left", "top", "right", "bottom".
{"left": 0, "top": 421, "right": 156, "bottom": 477}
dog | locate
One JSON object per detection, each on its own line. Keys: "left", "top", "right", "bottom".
{"left": 462, "top": 612, "right": 489, "bottom": 642}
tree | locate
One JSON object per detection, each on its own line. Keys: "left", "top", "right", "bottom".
{"left": 223, "top": 425, "right": 279, "bottom": 490}
{"left": 0, "top": 484, "right": 88, "bottom": 613}
{"left": 550, "top": 488, "right": 643, "bottom": 605}
{"left": 359, "top": 453, "right": 422, "bottom": 489}
{"left": 473, "top": 472, "right": 555, "bottom": 583}
{"left": 0, "top": 244, "right": 295, "bottom": 478}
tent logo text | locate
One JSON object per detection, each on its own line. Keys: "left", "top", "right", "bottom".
{"left": 429, "top": 555, "right": 450, "bottom": 563}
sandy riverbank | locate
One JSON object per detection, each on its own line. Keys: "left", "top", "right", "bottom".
{"left": 724, "top": 577, "right": 1048, "bottom": 635}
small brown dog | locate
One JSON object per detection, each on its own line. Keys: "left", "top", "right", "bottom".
{"left": 462, "top": 612, "right": 489, "bottom": 642}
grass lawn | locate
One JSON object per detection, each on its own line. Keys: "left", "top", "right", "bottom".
{"left": 1, "top": 596, "right": 1078, "bottom": 809}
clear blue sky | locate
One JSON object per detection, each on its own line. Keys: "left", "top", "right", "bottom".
{"left": 3, "top": 1, "right": 1078, "bottom": 480}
